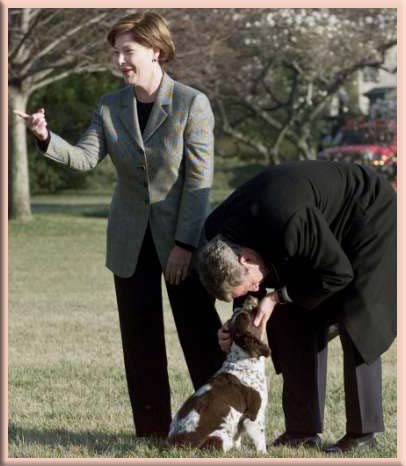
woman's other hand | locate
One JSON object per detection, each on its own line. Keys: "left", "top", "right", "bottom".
{"left": 165, "top": 245, "right": 192, "bottom": 285}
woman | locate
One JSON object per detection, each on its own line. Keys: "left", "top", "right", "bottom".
{"left": 17, "top": 12, "right": 224, "bottom": 439}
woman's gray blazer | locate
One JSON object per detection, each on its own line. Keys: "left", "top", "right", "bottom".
{"left": 40, "top": 73, "right": 215, "bottom": 277}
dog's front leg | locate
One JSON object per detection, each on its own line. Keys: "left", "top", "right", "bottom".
{"left": 208, "top": 431, "right": 234, "bottom": 452}
{"left": 233, "top": 435, "right": 242, "bottom": 450}
{"left": 242, "top": 418, "right": 267, "bottom": 453}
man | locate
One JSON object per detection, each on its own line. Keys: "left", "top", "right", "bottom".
{"left": 198, "top": 161, "right": 396, "bottom": 453}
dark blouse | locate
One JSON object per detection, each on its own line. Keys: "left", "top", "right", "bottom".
{"left": 137, "top": 100, "right": 153, "bottom": 133}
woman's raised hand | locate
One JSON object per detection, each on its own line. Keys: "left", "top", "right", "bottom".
{"left": 14, "top": 108, "right": 49, "bottom": 141}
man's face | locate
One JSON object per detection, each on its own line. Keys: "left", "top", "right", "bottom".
{"left": 231, "top": 266, "right": 264, "bottom": 299}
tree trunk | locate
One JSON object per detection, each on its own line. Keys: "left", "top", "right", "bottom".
{"left": 9, "top": 86, "right": 32, "bottom": 221}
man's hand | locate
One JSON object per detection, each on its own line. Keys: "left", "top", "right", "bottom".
{"left": 14, "top": 108, "right": 49, "bottom": 141}
{"left": 165, "top": 245, "right": 192, "bottom": 285}
{"left": 218, "top": 320, "right": 231, "bottom": 352}
{"left": 253, "top": 292, "right": 278, "bottom": 338}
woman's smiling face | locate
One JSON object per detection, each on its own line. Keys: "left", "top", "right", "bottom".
{"left": 112, "top": 32, "right": 159, "bottom": 87}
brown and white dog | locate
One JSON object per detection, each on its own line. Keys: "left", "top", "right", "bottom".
{"left": 168, "top": 296, "right": 270, "bottom": 453}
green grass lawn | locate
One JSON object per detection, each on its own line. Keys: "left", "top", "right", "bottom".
{"left": 8, "top": 192, "right": 397, "bottom": 458}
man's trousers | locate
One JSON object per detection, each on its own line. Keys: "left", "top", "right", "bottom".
{"left": 267, "top": 303, "right": 385, "bottom": 435}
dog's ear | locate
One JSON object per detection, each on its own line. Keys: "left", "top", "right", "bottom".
{"left": 232, "top": 312, "right": 251, "bottom": 337}
{"left": 234, "top": 334, "right": 271, "bottom": 358}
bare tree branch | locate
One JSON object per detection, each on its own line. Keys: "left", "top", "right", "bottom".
{"left": 217, "top": 100, "right": 270, "bottom": 160}
{"left": 9, "top": 9, "right": 44, "bottom": 61}
{"left": 19, "top": 12, "right": 109, "bottom": 76}
{"left": 28, "top": 64, "right": 110, "bottom": 94}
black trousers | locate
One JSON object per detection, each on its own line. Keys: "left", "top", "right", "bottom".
{"left": 114, "top": 226, "right": 225, "bottom": 438}
{"left": 267, "top": 304, "right": 384, "bottom": 435}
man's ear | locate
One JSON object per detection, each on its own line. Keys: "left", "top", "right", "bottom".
{"left": 238, "top": 254, "right": 248, "bottom": 266}
{"left": 239, "top": 248, "right": 254, "bottom": 265}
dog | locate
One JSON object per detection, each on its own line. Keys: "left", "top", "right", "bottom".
{"left": 168, "top": 296, "right": 270, "bottom": 453}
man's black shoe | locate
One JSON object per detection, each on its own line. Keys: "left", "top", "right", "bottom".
{"left": 272, "top": 432, "right": 322, "bottom": 448}
{"left": 324, "top": 433, "right": 377, "bottom": 453}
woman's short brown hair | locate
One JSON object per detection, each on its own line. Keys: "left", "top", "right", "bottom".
{"left": 107, "top": 12, "right": 175, "bottom": 64}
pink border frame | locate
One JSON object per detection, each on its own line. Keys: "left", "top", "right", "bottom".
{"left": 1, "top": 1, "right": 404, "bottom": 465}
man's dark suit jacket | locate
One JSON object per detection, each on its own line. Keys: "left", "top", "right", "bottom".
{"left": 205, "top": 161, "right": 396, "bottom": 363}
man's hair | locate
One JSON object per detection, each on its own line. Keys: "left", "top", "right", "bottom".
{"left": 107, "top": 12, "right": 175, "bottom": 64}
{"left": 197, "top": 235, "right": 248, "bottom": 302}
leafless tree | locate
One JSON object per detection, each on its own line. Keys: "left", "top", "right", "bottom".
{"left": 8, "top": 8, "right": 233, "bottom": 221}
{"left": 170, "top": 9, "right": 397, "bottom": 163}
{"left": 115, "top": 10, "right": 396, "bottom": 163}
{"left": 8, "top": 8, "right": 396, "bottom": 221}
{"left": 8, "top": 8, "right": 124, "bottom": 220}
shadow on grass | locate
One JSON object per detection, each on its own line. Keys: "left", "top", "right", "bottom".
{"left": 8, "top": 422, "right": 167, "bottom": 456}
{"left": 8, "top": 424, "right": 393, "bottom": 459}
{"left": 31, "top": 203, "right": 109, "bottom": 218}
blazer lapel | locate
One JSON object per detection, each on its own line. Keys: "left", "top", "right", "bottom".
{"left": 142, "top": 73, "right": 174, "bottom": 143}
{"left": 118, "top": 86, "right": 145, "bottom": 152}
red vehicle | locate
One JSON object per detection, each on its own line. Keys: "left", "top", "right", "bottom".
{"left": 318, "top": 119, "right": 397, "bottom": 182}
